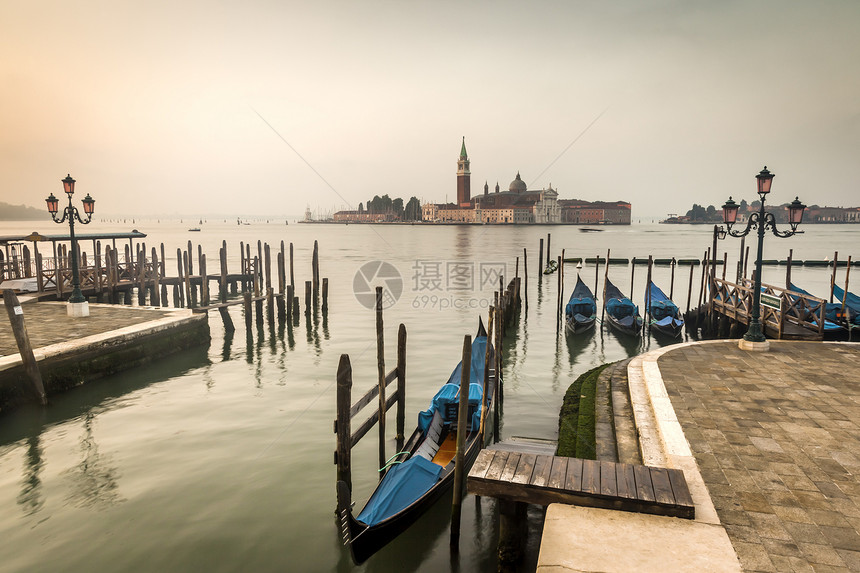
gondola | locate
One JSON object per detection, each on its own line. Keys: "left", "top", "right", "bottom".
{"left": 833, "top": 285, "right": 860, "bottom": 327}
{"left": 603, "top": 278, "right": 642, "bottom": 336}
{"left": 336, "top": 320, "right": 494, "bottom": 565}
{"left": 646, "top": 281, "right": 684, "bottom": 338}
{"left": 565, "top": 275, "right": 597, "bottom": 334}
{"left": 789, "top": 283, "right": 852, "bottom": 335}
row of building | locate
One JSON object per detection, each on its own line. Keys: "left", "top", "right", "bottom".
{"left": 333, "top": 139, "right": 632, "bottom": 225}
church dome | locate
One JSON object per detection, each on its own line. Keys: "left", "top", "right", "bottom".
{"left": 509, "top": 172, "right": 527, "bottom": 193}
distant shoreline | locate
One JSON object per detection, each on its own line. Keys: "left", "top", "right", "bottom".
{"left": 297, "top": 221, "right": 630, "bottom": 226}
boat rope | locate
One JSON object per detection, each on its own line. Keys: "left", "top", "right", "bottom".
{"left": 378, "top": 451, "right": 411, "bottom": 472}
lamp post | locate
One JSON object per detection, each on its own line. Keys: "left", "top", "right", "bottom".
{"left": 711, "top": 224, "right": 727, "bottom": 281}
{"left": 46, "top": 174, "right": 95, "bottom": 317}
{"left": 721, "top": 167, "right": 806, "bottom": 350}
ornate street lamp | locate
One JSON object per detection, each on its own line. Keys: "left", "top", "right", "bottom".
{"left": 721, "top": 167, "right": 805, "bottom": 349}
{"left": 46, "top": 174, "right": 96, "bottom": 317}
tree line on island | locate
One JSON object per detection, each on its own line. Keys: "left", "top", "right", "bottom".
{"left": 676, "top": 198, "right": 823, "bottom": 224}
{"left": 0, "top": 201, "right": 46, "bottom": 221}
{"left": 358, "top": 195, "right": 422, "bottom": 221}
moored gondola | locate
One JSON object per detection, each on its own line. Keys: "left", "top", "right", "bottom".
{"left": 603, "top": 278, "right": 642, "bottom": 336}
{"left": 565, "top": 275, "right": 597, "bottom": 334}
{"left": 646, "top": 281, "right": 684, "bottom": 338}
{"left": 336, "top": 320, "right": 494, "bottom": 564}
{"left": 789, "top": 283, "right": 852, "bottom": 337}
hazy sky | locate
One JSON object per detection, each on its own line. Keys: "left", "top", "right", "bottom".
{"left": 2, "top": 1, "right": 858, "bottom": 218}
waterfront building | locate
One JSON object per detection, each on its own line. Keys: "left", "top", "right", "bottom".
{"left": 421, "top": 139, "right": 631, "bottom": 224}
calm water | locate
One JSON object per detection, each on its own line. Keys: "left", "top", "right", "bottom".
{"left": 0, "top": 221, "right": 857, "bottom": 572}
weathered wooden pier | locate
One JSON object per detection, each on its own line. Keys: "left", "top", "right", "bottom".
{"left": 0, "top": 232, "right": 328, "bottom": 334}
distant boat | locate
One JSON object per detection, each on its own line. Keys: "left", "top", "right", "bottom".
{"left": 543, "top": 259, "right": 559, "bottom": 275}
{"left": 337, "top": 319, "right": 493, "bottom": 564}
{"left": 789, "top": 283, "right": 853, "bottom": 332}
{"left": 833, "top": 285, "right": 860, "bottom": 326}
{"left": 646, "top": 281, "right": 684, "bottom": 338}
{"left": 188, "top": 228, "right": 201, "bottom": 232}
{"left": 579, "top": 227, "right": 604, "bottom": 232}
{"left": 565, "top": 275, "right": 597, "bottom": 334}
{"left": 603, "top": 278, "right": 642, "bottom": 336}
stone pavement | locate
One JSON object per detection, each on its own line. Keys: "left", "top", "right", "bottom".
{"left": 0, "top": 300, "right": 176, "bottom": 357}
{"left": 659, "top": 341, "right": 860, "bottom": 572}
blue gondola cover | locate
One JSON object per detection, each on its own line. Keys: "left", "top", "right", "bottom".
{"left": 356, "top": 456, "right": 443, "bottom": 526}
{"left": 417, "top": 335, "right": 487, "bottom": 433}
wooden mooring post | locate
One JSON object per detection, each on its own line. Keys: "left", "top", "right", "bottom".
{"left": 538, "top": 239, "right": 543, "bottom": 279}
{"left": 450, "top": 334, "right": 471, "bottom": 548}
{"left": 3, "top": 290, "right": 47, "bottom": 405}
{"left": 376, "top": 287, "right": 387, "bottom": 476}
{"left": 523, "top": 248, "right": 528, "bottom": 311}
{"left": 334, "top": 319, "right": 407, "bottom": 494}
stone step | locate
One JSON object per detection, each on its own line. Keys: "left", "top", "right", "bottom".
{"left": 610, "top": 358, "right": 643, "bottom": 465}
{"left": 594, "top": 361, "right": 618, "bottom": 462}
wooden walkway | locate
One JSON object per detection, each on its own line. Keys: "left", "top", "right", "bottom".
{"left": 467, "top": 447, "right": 695, "bottom": 519}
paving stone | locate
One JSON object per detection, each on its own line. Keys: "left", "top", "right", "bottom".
{"left": 0, "top": 300, "right": 177, "bottom": 356}
{"left": 733, "top": 540, "right": 776, "bottom": 572}
{"left": 819, "top": 526, "right": 860, "bottom": 552}
{"left": 800, "top": 542, "right": 847, "bottom": 567}
{"left": 836, "top": 549, "right": 860, "bottom": 570}
{"left": 748, "top": 511, "right": 793, "bottom": 541}
{"left": 657, "top": 342, "right": 860, "bottom": 573}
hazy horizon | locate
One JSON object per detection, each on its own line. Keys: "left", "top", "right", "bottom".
{"left": 3, "top": 1, "right": 858, "bottom": 219}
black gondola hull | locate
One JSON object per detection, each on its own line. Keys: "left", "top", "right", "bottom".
{"left": 565, "top": 316, "right": 596, "bottom": 335}
{"left": 339, "top": 433, "right": 484, "bottom": 564}
{"left": 605, "top": 314, "right": 642, "bottom": 337}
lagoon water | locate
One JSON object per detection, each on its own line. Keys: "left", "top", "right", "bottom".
{"left": 0, "top": 220, "right": 857, "bottom": 572}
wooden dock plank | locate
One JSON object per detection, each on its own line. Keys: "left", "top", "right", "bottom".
{"left": 581, "top": 459, "right": 600, "bottom": 495}
{"left": 485, "top": 450, "right": 510, "bottom": 481}
{"left": 511, "top": 453, "right": 537, "bottom": 485}
{"left": 599, "top": 460, "right": 617, "bottom": 497}
{"left": 469, "top": 449, "right": 494, "bottom": 480}
{"left": 633, "top": 464, "right": 656, "bottom": 503}
{"left": 615, "top": 463, "right": 636, "bottom": 500}
{"left": 547, "top": 457, "right": 569, "bottom": 489}
{"left": 465, "top": 441, "right": 695, "bottom": 520}
{"left": 667, "top": 468, "right": 695, "bottom": 508}
{"left": 499, "top": 452, "right": 521, "bottom": 482}
{"left": 650, "top": 467, "right": 675, "bottom": 506}
{"left": 564, "top": 458, "right": 583, "bottom": 492}
{"left": 529, "top": 455, "right": 552, "bottom": 487}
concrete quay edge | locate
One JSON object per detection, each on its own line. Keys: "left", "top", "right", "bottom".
{"left": 538, "top": 339, "right": 743, "bottom": 572}
{"left": 0, "top": 303, "right": 202, "bottom": 372}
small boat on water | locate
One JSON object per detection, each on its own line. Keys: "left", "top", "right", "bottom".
{"left": 337, "top": 320, "right": 494, "bottom": 564}
{"left": 646, "top": 281, "right": 684, "bottom": 338}
{"left": 543, "top": 259, "right": 559, "bottom": 275}
{"left": 603, "top": 278, "right": 642, "bottom": 336}
{"left": 789, "top": 283, "right": 855, "bottom": 333}
{"left": 188, "top": 228, "right": 201, "bottom": 232}
{"left": 565, "top": 275, "right": 597, "bottom": 334}
{"left": 579, "top": 227, "right": 604, "bottom": 232}
{"left": 833, "top": 285, "right": 860, "bottom": 327}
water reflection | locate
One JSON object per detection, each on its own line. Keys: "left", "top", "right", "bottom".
{"left": 61, "top": 412, "right": 125, "bottom": 509}
{"left": 17, "top": 435, "right": 44, "bottom": 516}
{"left": 604, "top": 327, "right": 643, "bottom": 357}
{"left": 565, "top": 328, "right": 594, "bottom": 366}
{"left": 221, "top": 327, "right": 234, "bottom": 361}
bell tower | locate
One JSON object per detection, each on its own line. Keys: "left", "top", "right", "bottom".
{"left": 457, "top": 137, "right": 471, "bottom": 206}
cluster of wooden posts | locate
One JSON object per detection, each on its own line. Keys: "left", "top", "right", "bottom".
{"left": 4, "top": 235, "right": 329, "bottom": 333}
{"left": 334, "top": 274, "right": 521, "bottom": 550}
